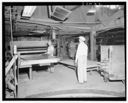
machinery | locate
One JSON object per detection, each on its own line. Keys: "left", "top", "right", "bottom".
{"left": 99, "top": 45, "right": 125, "bottom": 83}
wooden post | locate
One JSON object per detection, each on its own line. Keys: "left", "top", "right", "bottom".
{"left": 61, "top": 36, "right": 64, "bottom": 58}
{"left": 10, "top": 6, "right": 13, "bottom": 42}
{"left": 29, "top": 67, "right": 32, "bottom": 80}
{"left": 90, "top": 31, "right": 96, "bottom": 60}
{"left": 9, "top": 6, "right": 13, "bottom": 56}
{"left": 14, "top": 61, "right": 18, "bottom": 98}
{"left": 50, "top": 64, "right": 54, "bottom": 73}
{"left": 15, "top": 57, "right": 19, "bottom": 97}
{"left": 16, "top": 64, "right": 19, "bottom": 98}
{"left": 57, "top": 34, "right": 61, "bottom": 57}
{"left": 13, "top": 62, "right": 16, "bottom": 98}
{"left": 63, "top": 37, "right": 67, "bottom": 58}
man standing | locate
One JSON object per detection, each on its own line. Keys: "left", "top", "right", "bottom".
{"left": 75, "top": 36, "right": 88, "bottom": 83}
{"left": 46, "top": 40, "right": 55, "bottom": 72}
{"left": 46, "top": 40, "right": 55, "bottom": 57}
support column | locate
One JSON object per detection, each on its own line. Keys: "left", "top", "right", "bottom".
{"left": 61, "top": 37, "right": 67, "bottom": 58}
{"left": 90, "top": 31, "right": 97, "bottom": 60}
{"left": 57, "top": 35, "right": 61, "bottom": 57}
{"left": 29, "top": 66, "right": 32, "bottom": 80}
{"left": 50, "top": 64, "right": 54, "bottom": 73}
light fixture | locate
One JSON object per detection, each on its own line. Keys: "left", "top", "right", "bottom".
{"left": 87, "top": 6, "right": 96, "bottom": 13}
{"left": 88, "top": 8, "right": 96, "bottom": 13}
{"left": 22, "top": 6, "right": 37, "bottom": 17}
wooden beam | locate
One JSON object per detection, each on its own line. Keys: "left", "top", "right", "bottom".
{"left": 70, "top": 6, "right": 81, "bottom": 11}
{"left": 6, "top": 55, "right": 18, "bottom": 75}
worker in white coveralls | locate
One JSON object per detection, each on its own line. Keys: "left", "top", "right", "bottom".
{"left": 75, "top": 36, "right": 88, "bottom": 83}
{"left": 46, "top": 40, "right": 55, "bottom": 72}
{"left": 46, "top": 40, "right": 55, "bottom": 57}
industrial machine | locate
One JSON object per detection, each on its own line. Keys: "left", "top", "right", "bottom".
{"left": 99, "top": 45, "right": 125, "bottom": 83}
{"left": 10, "top": 40, "right": 60, "bottom": 80}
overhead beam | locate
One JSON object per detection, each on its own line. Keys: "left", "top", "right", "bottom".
{"left": 70, "top": 6, "right": 81, "bottom": 11}
{"left": 16, "top": 19, "right": 92, "bottom": 31}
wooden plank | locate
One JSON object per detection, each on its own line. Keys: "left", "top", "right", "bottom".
{"left": 18, "top": 50, "right": 47, "bottom": 54}
{"left": 59, "top": 59, "right": 100, "bottom": 68}
{"left": 20, "top": 58, "right": 60, "bottom": 66}
{"left": 5, "top": 55, "right": 18, "bottom": 75}
{"left": 11, "top": 40, "right": 48, "bottom": 48}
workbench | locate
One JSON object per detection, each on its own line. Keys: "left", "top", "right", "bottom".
{"left": 19, "top": 54, "right": 60, "bottom": 79}
{"left": 11, "top": 40, "right": 60, "bottom": 80}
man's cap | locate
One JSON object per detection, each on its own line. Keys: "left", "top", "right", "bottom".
{"left": 79, "top": 36, "right": 86, "bottom": 41}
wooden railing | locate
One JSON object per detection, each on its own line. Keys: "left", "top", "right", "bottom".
{"left": 5, "top": 54, "right": 18, "bottom": 98}
{"left": 6, "top": 55, "right": 18, "bottom": 75}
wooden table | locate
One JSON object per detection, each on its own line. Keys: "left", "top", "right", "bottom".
{"left": 19, "top": 54, "right": 60, "bottom": 79}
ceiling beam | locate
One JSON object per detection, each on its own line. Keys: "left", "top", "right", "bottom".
{"left": 70, "top": 6, "right": 81, "bottom": 11}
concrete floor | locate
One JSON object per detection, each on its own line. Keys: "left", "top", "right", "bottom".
{"left": 18, "top": 62, "right": 125, "bottom": 98}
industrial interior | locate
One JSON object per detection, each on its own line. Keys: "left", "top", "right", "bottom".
{"left": 4, "top": 3, "right": 125, "bottom": 99}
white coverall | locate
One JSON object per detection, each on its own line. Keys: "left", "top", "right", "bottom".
{"left": 47, "top": 45, "right": 54, "bottom": 56}
{"left": 75, "top": 42, "right": 88, "bottom": 83}
{"left": 47, "top": 45, "right": 55, "bottom": 72}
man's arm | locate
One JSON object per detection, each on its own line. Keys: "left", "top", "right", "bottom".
{"left": 75, "top": 45, "right": 80, "bottom": 63}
